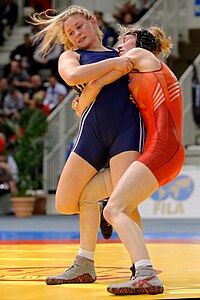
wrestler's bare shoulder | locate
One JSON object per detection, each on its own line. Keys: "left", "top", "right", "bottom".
{"left": 59, "top": 50, "right": 79, "bottom": 61}
{"left": 126, "top": 48, "right": 157, "bottom": 60}
{"left": 125, "top": 48, "right": 160, "bottom": 72}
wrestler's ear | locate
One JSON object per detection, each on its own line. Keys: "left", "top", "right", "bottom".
{"left": 90, "top": 17, "right": 97, "bottom": 26}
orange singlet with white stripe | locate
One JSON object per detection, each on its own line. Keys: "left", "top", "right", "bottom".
{"left": 128, "top": 61, "right": 185, "bottom": 186}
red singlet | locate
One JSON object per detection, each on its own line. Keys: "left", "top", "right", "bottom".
{"left": 128, "top": 61, "right": 185, "bottom": 186}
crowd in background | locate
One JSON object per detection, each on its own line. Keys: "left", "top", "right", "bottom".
{"left": 112, "top": 0, "right": 156, "bottom": 25}
{"left": 0, "top": 0, "right": 157, "bottom": 214}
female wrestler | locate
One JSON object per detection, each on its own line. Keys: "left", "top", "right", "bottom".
{"left": 30, "top": 4, "right": 144, "bottom": 286}
{"left": 30, "top": 5, "right": 144, "bottom": 213}
{"left": 70, "top": 25, "right": 185, "bottom": 295}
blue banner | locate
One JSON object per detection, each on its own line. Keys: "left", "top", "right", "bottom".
{"left": 195, "top": 0, "right": 200, "bottom": 16}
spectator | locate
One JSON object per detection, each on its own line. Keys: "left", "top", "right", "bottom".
{"left": 113, "top": 0, "right": 157, "bottom": 24}
{"left": 30, "top": 13, "right": 63, "bottom": 78}
{"left": 10, "top": 33, "right": 37, "bottom": 75}
{"left": 140, "top": 0, "right": 157, "bottom": 16}
{"left": 43, "top": 76, "right": 68, "bottom": 113}
{"left": 2, "top": 59, "right": 14, "bottom": 78}
{"left": 33, "top": 36, "right": 63, "bottom": 76}
{"left": 24, "top": 0, "right": 52, "bottom": 12}
{"left": 24, "top": 74, "right": 48, "bottom": 112}
{"left": 0, "top": 13, "right": 6, "bottom": 46}
{"left": 0, "top": 77, "right": 9, "bottom": 109}
{"left": 113, "top": 0, "right": 136, "bottom": 24}
{"left": 7, "top": 60, "right": 31, "bottom": 93}
{"left": 122, "top": 11, "right": 135, "bottom": 25}
{"left": 0, "top": 0, "right": 18, "bottom": 36}
{"left": 0, "top": 78, "right": 9, "bottom": 125}
{"left": 94, "top": 11, "right": 119, "bottom": 47}
{"left": 3, "top": 86, "right": 24, "bottom": 120}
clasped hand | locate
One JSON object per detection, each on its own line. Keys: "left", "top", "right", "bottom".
{"left": 114, "top": 57, "right": 133, "bottom": 74}
{"left": 71, "top": 96, "right": 81, "bottom": 116}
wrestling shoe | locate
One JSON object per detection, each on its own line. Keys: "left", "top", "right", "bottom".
{"left": 46, "top": 255, "right": 96, "bottom": 285}
{"left": 99, "top": 199, "right": 113, "bottom": 239}
{"left": 107, "top": 266, "right": 164, "bottom": 295}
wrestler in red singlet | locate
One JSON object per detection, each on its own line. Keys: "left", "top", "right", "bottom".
{"left": 129, "top": 61, "right": 185, "bottom": 186}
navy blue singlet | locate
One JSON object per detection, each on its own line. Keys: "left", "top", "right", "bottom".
{"left": 72, "top": 48, "right": 145, "bottom": 170}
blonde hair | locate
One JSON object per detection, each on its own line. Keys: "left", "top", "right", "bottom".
{"left": 29, "top": 5, "right": 103, "bottom": 56}
{"left": 118, "top": 25, "right": 173, "bottom": 57}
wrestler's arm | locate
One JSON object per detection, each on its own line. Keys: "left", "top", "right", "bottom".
{"left": 124, "top": 48, "right": 161, "bottom": 71}
{"left": 74, "top": 69, "right": 126, "bottom": 116}
{"left": 73, "top": 49, "right": 161, "bottom": 116}
{"left": 58, "top": 50, "right": 133, "bottom": 86}
{"left": 74, "top": 52, "right": 137, "bottom": 116}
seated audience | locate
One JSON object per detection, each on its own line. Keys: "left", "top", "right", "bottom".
{"left": 10, "top": 33, "right": 37, "bottom": 75}
{"left": 113, "top": 0, "right": 157, "bottom": 24}
{"left": 0, "top": 0, "right": 18, "bottom": 36}
{"left": 94, "top": 11, "right": 119, "bottom": 47}
{"left": 33, "top": 35, "right": 63, "bottom": 76}
{"left": 7, "top": 60, "right": 31, "bottom": 94}
{"left": 3, "top": 86, "right": 24, "bottom": 120}
{"left": 24, "top": 0, "right": 52, "bottom": 12}
{"left": 43, "top": 76, "right": 68, "bottom": 113}
{"left": 113, "top": 0, "right": 136, "bottom": 24}
{"left": 24, "top": 74, "right": 47, "bottom": 105}
{"left": 0, "top": 77, "right": 9, "bottom": 110}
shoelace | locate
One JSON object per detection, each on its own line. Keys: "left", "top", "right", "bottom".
{"left": 63, "top": 262, "right": 79, "bottom": 274}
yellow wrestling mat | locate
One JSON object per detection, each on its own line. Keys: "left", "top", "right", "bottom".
{"left": 0, "top": 243, "right": 200, "bottom": 299}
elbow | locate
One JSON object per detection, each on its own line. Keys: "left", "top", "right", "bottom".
{"left": 65, "top": 73, "right": 79, "bottom": 86}
{"left": 59, "top": 68, "right": 80, "bottom": 86}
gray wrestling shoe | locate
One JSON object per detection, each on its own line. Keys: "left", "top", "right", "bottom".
{"left": 46, "top": 255, "right": 96, "bottom": 285}
{"left": 107, "top": 266, "right": 164, "bottom": 295}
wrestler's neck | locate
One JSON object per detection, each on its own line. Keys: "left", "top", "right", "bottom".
{"left": 87, "top": 46, "right": 110, "bottom": 51}
{"left": 81, "top": 40, "right": 110, "bottom": 52}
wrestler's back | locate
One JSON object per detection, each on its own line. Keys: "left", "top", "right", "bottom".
{"left": 128, "top": 62, "right": 185, "bottom": 185}
{"left": 128, "top": 62, "right": 182, "bottom": 141}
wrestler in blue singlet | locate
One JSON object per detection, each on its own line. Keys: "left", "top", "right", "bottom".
{"left": 73, "top": 48, "right": 145, "bottom": 170}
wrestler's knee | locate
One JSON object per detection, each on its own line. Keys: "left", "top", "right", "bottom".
{"left": 79, "top": 169, "right": 112, "bottom": 210}
{"left": 103, "top": 200, "right": 140, "bottom": 226}
{"left": 103, "top": 202, "right": 118, "bottom": 225}
{"left": 55, "top": 193, "right": 79, "bottom": 214}
{"left": 79, "top": 188, "right": 97, "bottom": 211}
{"left": 79, "top": 181, "right": 96, "bottom": 205}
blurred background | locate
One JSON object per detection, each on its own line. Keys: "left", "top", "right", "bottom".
{"left": 0, "top": 0, "right": 200, "bottom": 229}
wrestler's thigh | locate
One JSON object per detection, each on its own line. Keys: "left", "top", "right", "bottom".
{"left": 108, "top": 161, "right": 159, "bottom": 216}
{"left": 56, "top": 152, "right": 97, "bottom": 213}
{"left": 110, "top": 150, "right": 141, "bottom": 187}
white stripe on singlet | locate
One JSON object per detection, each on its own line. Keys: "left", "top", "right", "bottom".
{"left": 72, "top": 101, "right": 95, "bottom": 152}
